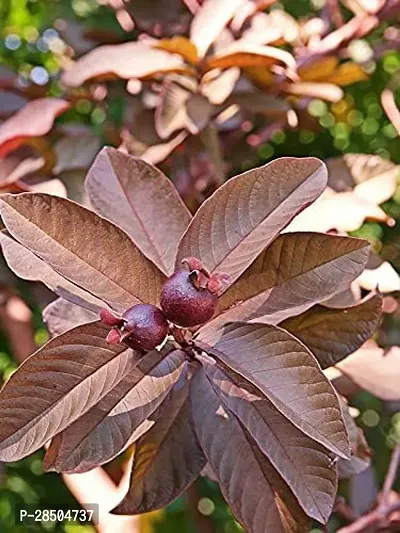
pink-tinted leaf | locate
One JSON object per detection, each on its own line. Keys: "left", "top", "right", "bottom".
{"left": 287, "top": 188, "right": 395, "bottom": 233}
{"left": 337, "top": 343, "right": 400, "bottom": 400}
{"left": 176, "top": 158, "right": 328, "bottom": 283}
{"left": 280, "top": 294, "right": 382, "bottom": 369}
{"left": 190, "top": 369, "right": 311, "bottom": 533}
{"left": 62, "top": 42, "right": 188, "bottom": 87}
{"left": 282, "top": 82, "right": 344, "bottom": 103}
{"left": 230, "top": 91, "right": 290, "bottom": 116}
{"left": 85, "top": 147, "right": 191, "bottom": 276}
{"left": 43, "top": 298, "right": 98, "bottom": 336}
{"left": 201, "top": 356, "right": 337, "bottom": 523}
{"left": 198, "top": 322, "right": 350, "bottom": 458}
{"left": 45, "top": 348, "right": 186, "bottom": 473}
{"left": 0, "top": 193, "right": 166, "bottom": 312}
{"left": 205, "top": 42, "right": 296, "bottom": 71}
{"left": 201, "top": 67, "right": 240, "bottom": 105}
{"left": 0, "top": 98, "right": 70, "bottom": 157}
{"left": 112, "top": 374, "right": 206, "bottom": 514}
{"left": 0, "top": 232, "right": 106, "bottom": 314}
{"left": 53, "top": 134, "right": 100, "bottom": 174}
{"left": 0, "top": 322, "right": 140, "bottom": 461}
{"left": 200, "top": 232, "right": 369, "bottom": 333}
{"left": 0, "top": 156, "right": 45, "bottom": 189}
{"left": 190, "top": 0, "right": 246, "bottom": 58}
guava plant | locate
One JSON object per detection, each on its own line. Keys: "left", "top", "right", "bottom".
{"left": 0, "top": 147, "right": 382, "bottom": 532}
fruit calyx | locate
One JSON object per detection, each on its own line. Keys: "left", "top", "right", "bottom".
{"left": 100, "top": 304, "right": 168, "bottom": 351}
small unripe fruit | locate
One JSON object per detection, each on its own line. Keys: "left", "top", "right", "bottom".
{"left": 160, "top": 269, "right": 218, "bottom": 327}
{"left": 121, "top": 304, "right": 168, "bottom": 350}
{"left": 101, "top": 304, "right": 168, "bottom": 351}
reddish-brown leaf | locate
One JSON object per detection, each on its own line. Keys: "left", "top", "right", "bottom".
{"left": 337, "top": 343, "right": 400, "bottom": 400}
{"left": 45, "top": 348, "right": 186, "bottom": 473}
{"left": 280, "top": 294, "right": 382, "bottom": 369}
{"left": 0, "top": 322, "right": 140, "bottom": 461}
{"left": 198, "top": 322, "right": 350, "bottom": 458}
{"left": 0, "top": 98, "right": 70, "bottom": 157}
{"left": 200, "top": 232, "right": 369, "bottom": 333}
{"left": 189, "top": 0, "right": 246, "bottom": 58}
{"left": 85, "top": 147, "right": 191, "bottom": 276}
{"left": 0, "top": 193, "right": 166, "bottom": 312}
{"left": 0, "top": 232, "right": 106, "bottom": 314}
{"left": 43, "top": 298, "right": 97, "bottom": 336}
{"left": 62, "top": 42, "right": 188, "bottom": 87}
{"left": 176, "top": 158, "right": 327, "bottom": 283}
{"left": 201, "top": 355, "right": 337, "bottom": 523}
{"left": 190, "top": 369, "right": 311, "bottom": 533}
{"left": 112, "top": 374, "right": 206, "bottom": 514}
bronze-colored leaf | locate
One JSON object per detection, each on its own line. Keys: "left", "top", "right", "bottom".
{"left": 190, "top": 369, "right": 311, "bottom": 533}
{"left": 0, "top": 98, "right": 70, "bottom": 157}
{"left": 0, "top": 193, "right": 166, "bottom": 312}
{"left": 0, "top": 232, "right": 106, "bottom": 313}
{"left": 61, "top": 42, "right": 188, "bottom": 87}
{"left": 43, "top": 298, "right": 97, "bottom": 336}
{"left": 198, "top": 322, "right": 350, "bottom": 458}
{"left": 280, "top": 294, "right": 382, "bottom": 369}
{"left": 189, "top": 0, "right": 246, "bottom": 58}
{"left": 201, "top": 232, "right": 369, "bottom": 332}
{"left": 112, "top": 374, "right": 207, "bottom": 514}
{"left": 205, "top": 42, "right": 296, "bottom": 71}
{"left": 0, "top": 322, "right": 140, "bottom": 461}
{"left": 230, "top": 91, "right": 290, "bottom": 116}
{"left": 201, "top": 355, "right": 337, "bottom": 523}
{"left": 85, "top": 147, "right": 191, "bottom": 276}
{"left": 45, "top": 348, "right": 186, "bottom": 473}
{"left": 337, "top": 342, "right": 400, "bottom": 400}
{"left": 176, "top": 158, "right": 327, "bottom": 283}
{"left": 153, "top": 36, "right": 199, "bottom": 64}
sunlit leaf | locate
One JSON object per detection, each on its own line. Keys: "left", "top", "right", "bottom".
{"left": 176, "top": 158, "right": 327, "bottom": 283}
{"left": 85, "top": 147, "right": 191, "bottom": 276}
{"left": 0, "top": 193, "right": 166, "bottom": 312}
{"left": 0, "top": 322, "right": 140, "bottom": 461}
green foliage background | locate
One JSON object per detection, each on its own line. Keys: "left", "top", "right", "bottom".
{"left": 0, "top": 1, "right": 399, "bottom": 532}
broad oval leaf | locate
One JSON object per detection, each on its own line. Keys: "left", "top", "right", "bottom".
{"left": 85, "top": 147, "right": 191, "bottom": 276}
{"left": 0, "top": 98, "right": 70, "bottom": 157}
{"left": 43, "top": 298, "right": 98, "bottom": 336}
{"left": 190, "top": 370, "right": 311, "bottom": 533}
{"left": 198, "top": 322, "right": 350, "bottom": 458}
{"left": 112, "top": 374, "right": 207, "bottom": 514}
{"left": 280, "top": 294, "right": 382, "bottom": 369}
{"left": 201, "top": 356, "right": 337, "bottom": 523}
{"left": 45, "top": 348, "right": 186, "bottom": 473}
{"left": 0, "top": 322, "right": 140, "bottom": 461}
{"left": 176, "top": 158, "right": 328, "bottom": 282}
{"left": 189, "top": 0, "right": 246, "bottom": 58}
{"left": 62, "top": 42, "right": 188, "bottom": 87}
{"left": 200, "top": 232, "right": 369, "bottom": 334}
{"left": 0, "top": 193, "right": 166, "bottom": 312}
{"left": 0, "top": 233, "right": 105, "bottom": 314}
{"left": 337, "top": 343, "right": 400, "bottom": 401}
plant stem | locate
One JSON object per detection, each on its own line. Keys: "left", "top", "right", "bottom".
{"left": 337, "top": 444, "right": 400, "bottom": 533}
{"left": 201, "top": 123, "right": 225, "bottom": 186}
